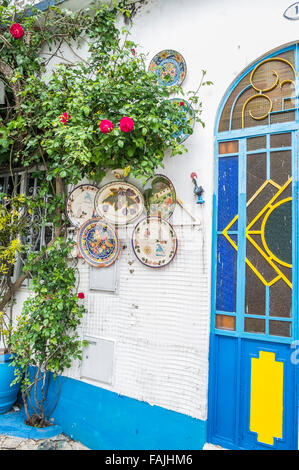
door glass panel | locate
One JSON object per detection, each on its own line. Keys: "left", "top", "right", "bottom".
{"left": 245, "top": 133, "right": 292, "bottom": 337}
{"left": 244, "top": 317, "right": 265, "bottom": 333}
{"left": 270, "top": 110, "right": 295, "bottom": 125}
{"left": 269, "top": 321, "right": 291, "bottom": 337}
{"left": 216, "top": 315, "right": 236, "bottom": 331}
{"left": 270, "top": 150, "right": 292, "bottom": 185}
{"left": 247, "top": 135, "right": 266, "bottom": 151}
{"left": 246, "top": 180, "right": 278, "bottom": 227}
{"left": 245, "top": 265, "right": 265, "bottom": 315}
{"left": 217, "top": 156, "right": 238, "bottom": 231}
{"left": 246, "top": 152, "right": 267, "bottom": 201}
{"left": 216, "top": 235, "right": 237, "bottom": 312}
{"left": 270, "top": 133, "right": 291, "bottom": 148}
{"left": 219, "top": 141, "right": 239, "bottom": 154}
{"left": 270, "top": 279, "right": 292, "bottom": 318}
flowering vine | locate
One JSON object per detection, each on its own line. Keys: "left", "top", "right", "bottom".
{"left": 0, "top": 0, "right": 212, "bottom": 313}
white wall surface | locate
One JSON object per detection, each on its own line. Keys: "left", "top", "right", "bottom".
{"left": 11, "top": 0, "right": 299, "bottom": 421}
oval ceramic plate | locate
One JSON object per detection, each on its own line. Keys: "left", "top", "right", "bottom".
{"left": 169, "top": 98, "right": 195, "bottom": 143}
{"left": 77, "top": 218, "right": 120, "bottom": 268}
{"left": 143, "top": 174, "right": 176, "bottom": 220}
{"left": 95, "top": 182, "right": 144, "bottom": 225}
{"left": 148, "top": 50, "right": 187, "bottom": 87}
{"left": 132, "top": 216, "right": 178, "bottom": 268}
{"left": 66, "top": 184, "right": 99, "bottom": 228}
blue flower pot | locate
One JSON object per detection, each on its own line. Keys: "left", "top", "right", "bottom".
{"left": 0, "top": 354, "right": 20, "bottom": 414}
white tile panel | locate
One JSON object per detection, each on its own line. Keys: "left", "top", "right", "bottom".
{"left": 62, "top": 222, "right": 210, "bottom": 421}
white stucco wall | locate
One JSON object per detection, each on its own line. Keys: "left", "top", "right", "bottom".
{"left": 10, "top": 0, "right": 299, "bottom": 422}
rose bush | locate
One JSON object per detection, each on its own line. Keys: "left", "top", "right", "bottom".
{"left": 0, "top": 2, "right": 211, "bottom": 185}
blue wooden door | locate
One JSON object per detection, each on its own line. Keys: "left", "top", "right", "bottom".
{"left": 208, "top": 44, "right": 299, "bottom": 450}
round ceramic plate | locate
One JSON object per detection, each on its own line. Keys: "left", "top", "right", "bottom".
{"left": 143, "top": 174, "right": 176, "bottom": 220}
{"left": 66, "top": 184, "right": 99, "bottom": 228}
{"left": 132, "top": 216, "right": 178, "bottom": 268}
{"left": 77, "top": 218, "right": 120, "bottom": 268}
{"left": 169, "top": 98, "right": 195, "bottom": 143}
{"left": 148, "top": 50, "right": 187, "bottom": 87}
{"left": 94, "top": 182, "right": 144, "bottom": 225}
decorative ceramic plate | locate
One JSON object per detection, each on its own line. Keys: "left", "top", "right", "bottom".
{"left": 169, "top": 98, "right": 195, "bottom": 143}
{"left": 132, "top": 216, "right": 178, "bottom": 268}
{"left": 148, "top": 50, "right": 187, "bottom": 87}
{"left": 143, "top": 174, "right": 176, "bottom": 220}
{"left": 77, "top": 218, "right": 120, "bottom": 268}
{"left": 66, "top": 184, "right": 99, "bottom": 228}
{"left": 94, "top": 182, "right": 144, "bottom": 225}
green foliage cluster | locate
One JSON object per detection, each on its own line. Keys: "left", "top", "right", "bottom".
{"left": 0, "top": 1, "right": 211, "bottom": 190}
{"left": 9, "top": 239, "right": 87, "bottom": 426}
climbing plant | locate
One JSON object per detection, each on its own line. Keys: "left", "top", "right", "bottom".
{"left": 0, "top": 0, "right": 211, "bottom": 308}
{"left": 9, "top": 239, "right": 87, "bottom": 427}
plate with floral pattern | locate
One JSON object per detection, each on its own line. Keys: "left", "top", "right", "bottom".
{"left": 132, "top": 216, "right": 178, "bottom": 268}
{"left": 148, "top": 50, "right": 187, "bottom": 87}
{"left": 66, "top": 184, "right": 99, "bottom": 228}
{"left": 77, "top": 218, "right": 120, "bottom": 267}
{"left": 94, "top": 182, "right": 144, "bottom": 225}
{"left": 143, "top": 174, "right": 176, "bottom": 220}
{"left": 168, "top": 98, "right": 195, "bottom": 143}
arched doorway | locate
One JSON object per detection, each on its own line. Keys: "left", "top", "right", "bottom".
{"left": 208, "top": 42, "right": 299, "bottom": 450}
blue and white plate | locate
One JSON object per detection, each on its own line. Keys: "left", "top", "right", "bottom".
{"left": 168, "top": 98, "right": 195, "bottom": 143}
{"left": 95, "top": 182, "right": 144, "bottom": 225}
{"left": 149, "top": 50, "right": 187, "bottom": 87}
{"left": 66, "top": 184, "right": 99, "bottom": 228}
{"left": 132, "top": 216, "right": 178, "bottom": 268}
{"left": 77, "top": 218, "right": 120, "bottom": 268}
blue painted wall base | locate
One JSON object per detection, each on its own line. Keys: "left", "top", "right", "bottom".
{"left": 41, "top": 374, "right": 207, "bottom": 450}
{"left": 0, "top": 407, "right": 62, "bottom": 440}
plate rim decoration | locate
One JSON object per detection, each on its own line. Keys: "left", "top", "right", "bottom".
{"left": 131, "top": 215, "right": 178, "bottom": 269}
{"left": 77, "top": 217, "right": 121, "bottom": 268}
{"left": 148, "top": 49, "right": 187, "bottom": 87}
{"left": 66, "top": 183, "right": 100, "bottom": 228}
{"left": 168, "top": 97, "right": 195, "bottom": 143}
{"left": 143, "top": 173, "right": 177, "bottom": 220}
{"left": 94, "top": 181, "right": 145, "bottom": 225}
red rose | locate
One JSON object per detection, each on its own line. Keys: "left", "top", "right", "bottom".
{"left": 78, "top": 292, "right": 85, "bottom": 299}
{"left": 120, "top": 116, "right": 134, "bottom": 133}
{"left": 131, "top": 48, "right": 136, "bottom": 56}
{"left": 9, "top": 23, "right": 24, "bottom": 39}
{"left": 100, "top": 119, "right": 114, "bottom": 134}
{"left": 180, "top": 101, "right": 185, "bottom": 106}
{"left": 60, "top": 112, "right": 71, "bottom": 125}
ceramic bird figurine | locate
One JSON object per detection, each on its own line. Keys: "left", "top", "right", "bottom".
{"left": 190, "top": 172, "right": 205, "bottom": 204}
